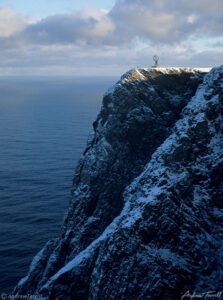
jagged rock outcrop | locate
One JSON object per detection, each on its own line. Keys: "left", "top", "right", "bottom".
{"left": 14, "top": 66, "right": 223, "bottom": 299}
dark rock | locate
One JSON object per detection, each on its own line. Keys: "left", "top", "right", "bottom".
{"left": 14, "top": 66, "right": 223, "bottom": 299}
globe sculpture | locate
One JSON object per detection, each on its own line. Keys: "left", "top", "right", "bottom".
{"left": 153, "top": 55, "right": 159, "bottom": 67}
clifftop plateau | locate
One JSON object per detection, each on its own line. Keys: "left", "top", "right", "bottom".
{"left": 14, "top": 66, "right": 223, "bottom": 299}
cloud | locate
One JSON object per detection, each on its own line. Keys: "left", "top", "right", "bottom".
{"left": 0, "top": 1, "right": 223, "bottom": 75}
{"left": 110, "top": 3, "right": 184, "bottom": 43}
{"left": 0, "top": 39, "right": 221, "bottom": 75}
{"left": 0, "top": 6, "right": 35, "bottom": 38}
{"left": 7, "top": 8, "right": 115, "bottom": 47}
{"left": 109, "top": 0, "right": 223, "bottom": 43}
{"left": 2, "top": 0, "right": 223, "bottom": 49}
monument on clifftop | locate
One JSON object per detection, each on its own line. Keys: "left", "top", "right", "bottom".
{"left": 153, "top": 55, "right": 159, "bottom": 67}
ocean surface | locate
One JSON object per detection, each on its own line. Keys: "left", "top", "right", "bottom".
{"left": 0, "top": 76, "right": 117, "bottom": 293}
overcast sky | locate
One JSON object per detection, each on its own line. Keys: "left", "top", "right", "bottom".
{"left": 0, "top": 0, "right": 223, "bottom": 76}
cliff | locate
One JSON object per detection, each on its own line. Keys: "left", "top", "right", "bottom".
{"left": 14, "top": 66, "right": 223, "bottom": 299}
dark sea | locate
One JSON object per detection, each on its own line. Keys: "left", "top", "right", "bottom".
{"left": 0, "top": 76, "right": 117, "bottom": 293}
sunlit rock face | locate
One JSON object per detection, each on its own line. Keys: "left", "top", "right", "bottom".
{"left": 14, "top": 66, "right": 223, "bottom": 299}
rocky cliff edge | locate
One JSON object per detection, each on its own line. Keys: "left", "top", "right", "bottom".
{"left": 14, "top": 66, "right": 223, "bottom": 300}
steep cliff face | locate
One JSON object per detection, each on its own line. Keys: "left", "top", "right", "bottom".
{"left": 14, "top": 66, "right": 223, "bottom": 299}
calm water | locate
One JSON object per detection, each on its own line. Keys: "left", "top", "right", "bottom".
{"left": 0, "top": 76, "right": 117, "bottom": 293}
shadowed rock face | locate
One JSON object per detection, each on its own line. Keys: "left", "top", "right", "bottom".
{"left": 14, "top": 67, "right": 223, "bottom": 299}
